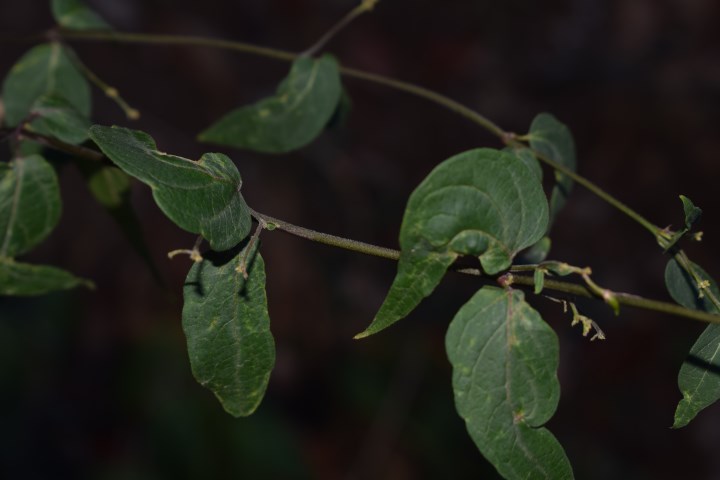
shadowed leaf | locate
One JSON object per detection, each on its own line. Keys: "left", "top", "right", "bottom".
{"left": 182, "top": 244, "right": 275, "bottom": 417}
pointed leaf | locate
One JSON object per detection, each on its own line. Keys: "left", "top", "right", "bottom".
{"left": 182, "top": 244, "right": 275, "bottom": 417}
{"left": 88, "top": 125, "right": 252, "bottom": 251}
{"left": 0, "top": 259, "right": 93, "bottom": 296}
{"left": 0, "top": 155, "right": 61, "bottom": 258}
{"left": 679, "top": 195, "right": 701, "bottom": 231}
{"left": 198, "top": 54, "right": 342, "bottom": 153}
{"left": 665, "top": 258, "right": 720, "bottom": 428}
{"left": 447, "top": 287, "right": 572, "bottom": 480}
{"left": 52, "top": 0, "right": 110, "bottom": 30}
{"left": 28, "top": 94, "right": 91, "bottom": 145}
{"left": 356, "top": 148, "right": 548, "bottom": 338}
{"left": 2, "top": 43, "right": 90, "bottom": 127}
{"left": 528, "top": 113, "right": 576, "bottom": 222}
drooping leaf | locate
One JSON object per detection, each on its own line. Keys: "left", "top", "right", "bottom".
{"left": 198, "top": 54, "right": 342, "bottom": 153}
{"left": 679, "top": 195, "right": 701, "bottom": 231}
{"left": 79, "top": 163, "right": 162, "bottom": 282}
{"left": 2, "top": 43, "right": 90, "bottom": 127}
{"left": 28, "top": 95, "right": 91, "bottom": 145}
{"left": 88, "top": 125, "right": 252, "bottom": 251}
{"left": 665, "top": 258, "right": 720, "bottom": 428}
{"left": 356, "top": 148, "right": 548, "bottom": 338}
{"left": 52, "top": 0, "right": 110, "bottom": 30}
{"left": 182, "top": 243, "right": 275, "bottom": 417}
{"left": 0, "top": 259, "right": 93, "bottom": 296}
{"left": 521, "top": 236, "right": 552, "bottom": 264}
{"left": 0, "top": 155, "right": 61, "bottom": 258}
{"left": 446, "top": 287, "right": 572, "bottom": 480}
{"left": 527, "top": 113, "right": 576, "bottom": 222}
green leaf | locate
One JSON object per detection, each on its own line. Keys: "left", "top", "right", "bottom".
{"left": 28, "top": 95, "right": 91, "bottom": 145}
{"left": 88, "top": 125, "right": 252, "bottom": 251}
{"left": 2, "top": 43, "right": 90, "bottom": 127}
{"left": 522, "top": 236, "right": 552, "bottom": 264}
{"left": 679, "top": 195, "right": 702, "bottom": 231}
{"left": 528, "top": 113, "right": 576, "bottom": 222}
{"left": 198, "top": 55, "right": 342, "bottom": 153}
{"left": 0, "top": 259, "right": 93, "bottom": 296}
{"left": 506, "top": 146, "right": 542, "bottom": 181}
{"left": 0, "top": 155, "right": 61, "bottom": 258}
{"left": 52, "top": 0, "right": 110, "bottom": 30}
{"left": 356, "top": 148, "right": 548, "bottom": 338}
{"left": 446, "top": 287, "right": 572, "bottom": 480}
{"left": 665, "top": 258, "right": 720, "bottom": 428}
{"left": 182, "top": 244, "right": 275, "bottom": 417}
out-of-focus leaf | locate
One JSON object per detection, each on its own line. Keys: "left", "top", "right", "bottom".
{"left": 527, "top": 113, "right": 576, "bottom": 222}
{"left": 2, "top": 43, "right": 90, "bottom": 127}
{"left": 182, "top": 244, "right": 275, "bottom": 417}
{"left": 89, "top": 125, "right": 252, "bottom": 251}
{"left": 0, "top": 155, "right": 61, "bottom": 258}
{"left": 446, "top": 287, "right": 573, "bottom": 479}
{"left": 28, "top": 95, "right": 91, "bottom": 144}
{"left": 0, "top": 259, "right": 93, "bottom": 296}
{"left": 198, "top": 55, "right": 342, "bottom": 153}
{"left": 52, "top": 0, "right": 110, "bottom": 30}
{"left": 665, "top": 258, "right": 720, "bottom": 428}
{"left": 356, "top": 148, "right": 548, "bottom": 338}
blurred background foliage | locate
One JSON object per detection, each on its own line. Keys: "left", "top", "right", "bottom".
{"left": 1, "top": 0, "right": 720, "bottom": 478}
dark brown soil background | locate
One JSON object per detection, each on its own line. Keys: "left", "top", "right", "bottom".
{"left": 2, "top": 1, "right": 720, "bottom": 478}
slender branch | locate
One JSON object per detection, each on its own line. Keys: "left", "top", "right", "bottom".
{"left": 56, "top": 29, "right": 660, "bottom": 235}
{"left": 0, "top": 127, "right": 106, "bottom": 162}
{"left": 250, "top": 209, "right": 720, "bottom": 325}
{"left": 3, "top": 125, "right": 714, "bottom": 326}
{"left": 302, "top": 0, "right": 379, "bottom": 57}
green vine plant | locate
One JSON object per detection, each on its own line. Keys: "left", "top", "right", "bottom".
{"left": 2, "top": 1, "right": 720, "bottom": 478}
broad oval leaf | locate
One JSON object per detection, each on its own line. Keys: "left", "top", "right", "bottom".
{"left": 528, "top": 113, "right": 576, "bottom": 222}
{"left": 52, "top": 0, "right": 110, "bottom": 30}
{"left": 356, "top": 148, "right": 548, "bottom": 338}
{"left": 0, "top": 155, "right": 61, "bottom": 258}
{"left": 446, "top": 286, "right": 573, "bottom": 480}
{"left": 2, "top": 43, "right": 90, "bottom": 127}
{"left": 198, "top": 54, "right": 342, "bottom": 153}
{"left": 182, "top": 244, "right": 275, "bottom": 417}
{"left": 665, "top": 258, "right": 720, "bottom": 428}
{"left": 0, "top": 259, "right": 93, "bottom": 296}
{"left": 28, "top": 95, "right": 91, "bottom": 145}
{"left": 88, "top": 125, "right": 252, "bottom": 251}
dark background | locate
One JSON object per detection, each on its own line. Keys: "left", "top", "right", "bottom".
{"left": 2, "top": 0, "right": 720, "bottom": 478}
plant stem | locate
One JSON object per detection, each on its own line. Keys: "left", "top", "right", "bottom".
{"left": 57, "top": 29, "right": 659, "bottom": 234}
{"left": 302, "top": 0, "right": 380, "bottom": 57}
{"left": 250, "top": 209, "right": 720, "bottom": 326}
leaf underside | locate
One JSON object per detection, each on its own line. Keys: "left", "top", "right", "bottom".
{"left": 665, "top": 258, "right": 720, "bottom": 428}
{"left": 2, "top": 42, "right": 90, "bottom": 127}
{"left": 0, "top": 259, "right": 93, "bottom": 296}
{"left": 52, "top": 0, "right": 110, "bottom": 30}
{"left": 0, "top": 155, "right": 61, "bottom": 258}
{"left": 528, "top": 113, "right": 576, "bottom": 222}
{"left": 357, "top": 148, "right": 549, "bottom": 338}
{"left": 182, "top": 244, "right": 275, "bottom": 417}
{"left": 198, "top": 54, "right": 342, "bottom": 154}
{"left": 88, "top": 125, "right": 252, "bottom": 251}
